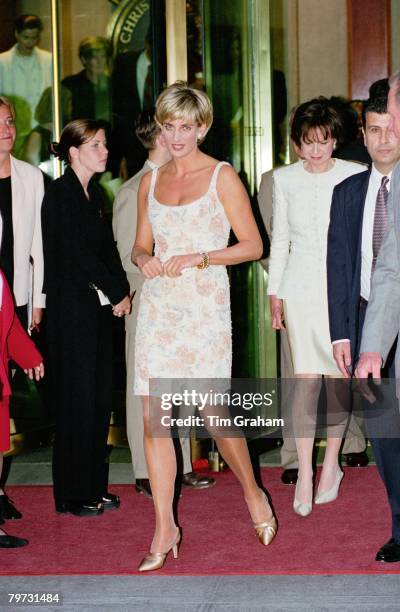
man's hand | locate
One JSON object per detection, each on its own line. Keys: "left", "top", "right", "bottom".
{"left": 30, "top": 307, "right": 43, "bottom": 330}
{"left": 354, "top": 352, "right": 382, "bottom": 404}
{"left": 355, "top": 352, "right": 383, "bottom": 379}
{"left": 332, "top": 341, "right": 352, "bottom": 378}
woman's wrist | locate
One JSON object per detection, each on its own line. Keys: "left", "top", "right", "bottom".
{"left": 136, "top": 253, "right": 152, "bottom": 269}
{"left": 196, "top": 252, "right": 210, "bottom": 270}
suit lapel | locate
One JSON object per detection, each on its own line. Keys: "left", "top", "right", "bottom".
{"left": 345, "top": 170, "right": 370, "bottom": 300}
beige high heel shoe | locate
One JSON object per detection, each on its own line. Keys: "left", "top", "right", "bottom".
{"left": 253, "top": 492, "right": 278, "bottom": 546}
{"left": 293, "top": 478, "right": 312, "bottom": 517}
{"left": 314, "top": 468, "right": 344, "bottom": 504}
{"left": 138, "top": 528, "right": 181, "bottom": 572}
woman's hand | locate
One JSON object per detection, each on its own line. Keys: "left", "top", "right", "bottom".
{"left": 163, "top": 253, "right": 202, "bottom": 277}
{"left": 269, "top": 295, "right": 286, "bottom": 330}
{"left": 113, "top": 295, "right": 131, "bottom": 317}
{"left": 137, "top": 254, "right": 164, "bottom": 279}
{"left": 24, "top": 362, "right": 44, "bottom": 381}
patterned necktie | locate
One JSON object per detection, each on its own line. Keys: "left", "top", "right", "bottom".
{"left": 372, "top": 175, "right": 389, "bottom": 269}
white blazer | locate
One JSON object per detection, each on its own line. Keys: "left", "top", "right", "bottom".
{"left": 0, "top": 45, "right": 52, "bottom": 124}
{"left": 10, "top": 155, "right": 46, "bottom": 308}
{"left": 112, "top": 161, "right": 150, "bottom": 334}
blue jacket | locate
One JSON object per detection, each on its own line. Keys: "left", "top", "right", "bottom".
{"left": 327, "top": 168, "right": 371, "bottom": 362}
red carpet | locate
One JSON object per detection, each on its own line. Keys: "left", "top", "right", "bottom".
{"left": 1, "top": 467, "right": 399, "bottom": 576}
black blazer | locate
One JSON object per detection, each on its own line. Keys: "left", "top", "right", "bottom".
{"left": 327, "top": 168, "right": 371, "bottom": 362}
{"left": 41, "top": 166, "right": 129, "bottom": 305}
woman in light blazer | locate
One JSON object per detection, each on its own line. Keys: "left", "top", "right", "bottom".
{"left": 268, "top": 98, "right": 365, "bottom": 517}
{"left": 0, "top": 96, "right": 45, "bottom": 522}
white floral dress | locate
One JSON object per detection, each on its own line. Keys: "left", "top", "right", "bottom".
{"left": 134, "top": 161, "right": 232, "bottom": 395}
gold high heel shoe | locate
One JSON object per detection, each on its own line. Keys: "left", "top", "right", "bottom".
{"left": 138, "top": 528, "right": 181, "bottom": 572}
{"left": 253, "top": 492, "right": 278, "bottom": 546}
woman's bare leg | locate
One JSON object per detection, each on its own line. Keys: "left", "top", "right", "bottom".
{"left": 293, "top": 375, "right": 322, "bottom": 504}
{"left": 142, "top": 397, "right": 178, "bottom": 552}
{"left": 212, "top": 436, "right": 273, "bottom": 523}
{"left": 318, "top": 376, "right": 349, "bottom": 492}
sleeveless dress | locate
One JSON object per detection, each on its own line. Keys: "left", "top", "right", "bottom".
{"left": 134, "top": 161, "right": 232, "bottom": 395}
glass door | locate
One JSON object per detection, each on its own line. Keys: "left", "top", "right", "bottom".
{"left": 190, "top": 0, "right": 276, "bottom": 378}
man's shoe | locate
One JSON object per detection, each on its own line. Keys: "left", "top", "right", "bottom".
{"left": 0, "top": 533, "right": 28, "bottom": 548}
{"left": 55, "top": 500, "right": 103, "bottom": 516}
{"left": 281, "top": 469, "right": 298, "bottom": 485}
{"left": 376, "top": 538, "right": 400, "bottom": 562}
{"left": 0, "top": 494, "right": 22, "bottom": 519}
{"left": 135, "top": 479, "right": 152, "bottom": 498}
{"left": 344, "top": 451, "right": 369, "bottom": 467}
{"left": 181, "top": 472, "right": 216, "bottom": 489}
{"left": 100, "top": 493, "right": 120, "bottom": 510}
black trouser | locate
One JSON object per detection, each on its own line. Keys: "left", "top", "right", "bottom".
{"left": 47, "top": 290, "right": 112, "bottom": 503}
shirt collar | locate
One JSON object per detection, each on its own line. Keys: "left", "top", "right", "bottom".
{"left": 371, "top": 164, "right": 392, "bottom": 183}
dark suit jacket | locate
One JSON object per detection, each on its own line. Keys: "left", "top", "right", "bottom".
{"left": 327, "top": 168, "right": 371, "bottom": 362}
{"left": 41, "top": 166, "right": 129, "bottom": 304}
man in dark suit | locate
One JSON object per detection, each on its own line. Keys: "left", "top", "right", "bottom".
{"left": 327, "top": 92, "right": 400, "bottom": 375}
{"left": 327, "top": 88, "right": 400, "bottom": 563}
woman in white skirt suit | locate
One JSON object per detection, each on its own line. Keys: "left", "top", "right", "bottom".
{"left": 268, "top": 98, "right": 365, "bottom": 516}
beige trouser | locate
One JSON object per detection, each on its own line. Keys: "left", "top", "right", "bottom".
{"left": 125, "top": 288, "right": 192, "bottom": 479}
{"left": 279, "top": 331, "right": 366, "bottom": 469}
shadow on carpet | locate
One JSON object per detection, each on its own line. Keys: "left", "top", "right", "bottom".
{"left": 1, "top": 467, "right": 399, "bottom": 576}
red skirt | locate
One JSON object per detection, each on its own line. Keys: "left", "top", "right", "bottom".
{"left": 0, "top": 398, "right": 10, "bottom": 452}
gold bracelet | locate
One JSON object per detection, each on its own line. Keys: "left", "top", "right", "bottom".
{"left": 196, "top": 252, "right": 210, "bottom": 270}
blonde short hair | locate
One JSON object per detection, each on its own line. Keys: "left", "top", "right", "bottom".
{"left": 155, "top": 81, "right": 213, "bottom": 138}
{"left": 0, "top": 96, "right": 16, "bottom": 120}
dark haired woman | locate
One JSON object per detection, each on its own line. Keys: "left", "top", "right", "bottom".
{"left": 42, "top": 119, "right": 130, "bottom": 516}
{"left": 268, "top": 97, "right": 365, "bottom": 517}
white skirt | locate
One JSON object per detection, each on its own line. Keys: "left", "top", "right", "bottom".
{"left": 283, "top": 296, "right": 340, "bottom": 375}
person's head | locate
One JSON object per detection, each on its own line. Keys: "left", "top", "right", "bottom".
{"left": 14, "top": 15, "right": 43, "bottom": 56}
{"left": 155, "top": 81, "right": 213, "bottom": 158}
{"left": 50, "top": 118, "right": 108, "bottom": 175}
{"left": 0, "top": 97, "right": 16, "bottom": 156}
{"left": 78, "top": 36, "right": 110, "bottom": 78}
{"left": 369, "top": 78, "right": 389, "bottom": 100}
{"left": 290, "top": 97, "right": 343, "bottom": 168}
{"left": 135, "top": 109, "right": 160, "bottom": 150}
{"left": 362, "top": 94, "right": 400, "bottom": 173}
{"left": 388, "top": 72, "right": 400, "bottom": 138}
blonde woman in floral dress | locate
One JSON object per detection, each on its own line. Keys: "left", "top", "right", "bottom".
{"left": 132, "top": 82, "right": 277, "bottom": 571}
